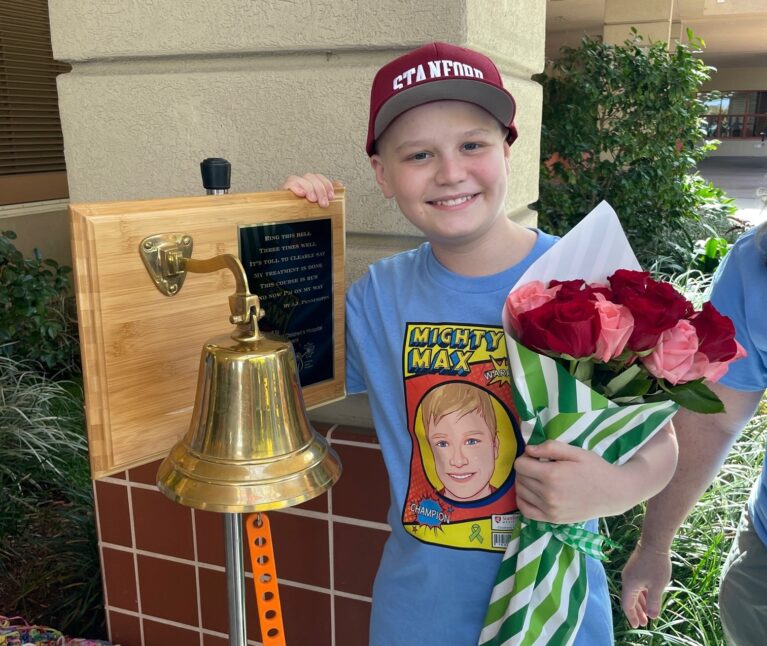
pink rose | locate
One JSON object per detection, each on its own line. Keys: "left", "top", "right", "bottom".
{"left": 682, "top": 340, "right": 748, "bottom": 383}
{"left": 505, "top": 281, "right": 561, "bottom": 335}
{"left": 640, "top": 319, "right": 699, "bottom": 385}
{"left": 592, "top": 295, "right": 634, "bottom": 362}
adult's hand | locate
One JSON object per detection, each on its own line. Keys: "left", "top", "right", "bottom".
{"left": 618, "top": 384, "right": 762, "bottom": 628}
{"left": 621, "top": 541, "right": 672, "bottom": 628}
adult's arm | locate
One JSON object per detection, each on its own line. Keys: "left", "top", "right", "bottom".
{"left": 620, "top": 381, "right": 764, "bottom": 628}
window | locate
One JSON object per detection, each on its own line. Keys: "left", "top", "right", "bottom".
{"left": 701, "top": 91, "right": 767, "bottom": 140}
{"left": 0, "top": 0, "right": 70, "bottom": 205}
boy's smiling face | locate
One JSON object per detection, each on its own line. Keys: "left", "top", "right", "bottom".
{"left": 370, "top": 100, "right": 511, "bottom": 251}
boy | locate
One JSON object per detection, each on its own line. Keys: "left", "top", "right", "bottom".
{"left": 284, "top": 41, "right": 677, "bottom": 645}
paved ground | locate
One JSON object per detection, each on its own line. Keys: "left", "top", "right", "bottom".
{"left": 697, "top": 155, "right": 767, "bottom": 226}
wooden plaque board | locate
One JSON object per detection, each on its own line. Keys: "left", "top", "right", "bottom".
{"left": 70, "top": 190, "right": 346, "bottom": 479}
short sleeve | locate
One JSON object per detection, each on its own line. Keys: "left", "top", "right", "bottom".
{"left": 344, "top": 275, "right": 369, "bottom": 395}
{"left": 709, "top": 230, "right": 767, "bottom": 392}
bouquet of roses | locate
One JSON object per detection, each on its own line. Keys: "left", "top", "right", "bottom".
{"left": 505, "top": 269, "right": 744, "bottom": 414}
{"left": 479, "top": 202, "right": 745, "bottom": 646}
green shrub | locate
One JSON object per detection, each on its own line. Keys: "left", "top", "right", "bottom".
{"left": 0, "top": 357, "right": 104, "bottom": 638}
{"left": 0, "top": 231, "right": 101, "bottom": 637}
{"left": 536, "top": 30, "right": 738, "bottom": 274}
{"left": 0, "top": 230, "right": 80, "bottom": 376}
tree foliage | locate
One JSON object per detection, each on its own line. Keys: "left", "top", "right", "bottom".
{"left": 536, "top": 30, "right": 736, "bottom": 272}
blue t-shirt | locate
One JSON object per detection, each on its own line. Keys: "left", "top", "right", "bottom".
{"left": 345, "top": 232, "right": 613, "bottom": 646}
{"left": 710, "top": 225, "right": 767, "bottom": 545}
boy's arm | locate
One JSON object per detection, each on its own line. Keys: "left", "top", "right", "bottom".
{"left": 620, "top": 383, "right": 763, "bottom": 628}
{"left": 514, "top": 422, "right": 678, "bottom": 525}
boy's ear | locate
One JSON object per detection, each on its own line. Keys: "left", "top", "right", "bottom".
{"left": 370, "top": 154, "right": 395, "bottom": 199}
{"left": 503, "top": 141, "right": 511, "bottom": 175}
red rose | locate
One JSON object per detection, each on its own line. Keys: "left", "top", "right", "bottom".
{"left": 608, "top": 270, "right": 651, "bottom": 300}
{"left": 551, "top": 279, "right": 613, "bottom": 302}
{"left": 610, "top": 273, "right": 694, "bottom": 351}
{"left": 690, "top": 302, "right": 742, "bottom": 362}
{"left": 518, "top": 298, "right": 601, "bottom": 358}
{"left": 551, "top": 279, "right": 588, "bottom": 294}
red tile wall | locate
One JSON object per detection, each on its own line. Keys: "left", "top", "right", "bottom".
{"left": 94, "top": 424, "right": 389, "bottom": 646}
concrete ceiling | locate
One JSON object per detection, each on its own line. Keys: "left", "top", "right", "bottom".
{"left": 546, "top": 0, "right": 767, "bottom": 68}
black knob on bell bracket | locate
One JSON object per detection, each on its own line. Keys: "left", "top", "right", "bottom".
{"left": 200, "top": 158, "right": 231, "bottom": 194}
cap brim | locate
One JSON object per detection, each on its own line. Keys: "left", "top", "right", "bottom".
{"left": 374, "top": 79, "right": 516, "bottom": 142}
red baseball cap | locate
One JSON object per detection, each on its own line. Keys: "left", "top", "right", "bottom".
{"left": 366, "top": 41, "right": 518, "bottom": 156}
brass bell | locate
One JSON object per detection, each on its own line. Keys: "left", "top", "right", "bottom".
{"left": 151, "top": 249, "right": 342, "bottom": 513}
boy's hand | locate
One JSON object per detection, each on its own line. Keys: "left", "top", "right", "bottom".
{"left": 620, "top": 542, "right": 671, "bottom": 628}
{"left": 282, "top": 173, "right": 341, "bottom": 208}
{"left": 514, "top": 440, "right": 626, "bottom": 524}
{"left": 515, "top": 423, "right": 676, "bottom": 525}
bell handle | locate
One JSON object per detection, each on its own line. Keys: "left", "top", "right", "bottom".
{"left": 184, "top": 254, "right": 265, "bottom": 341}
{"left": 185, "top": 253, "right": 248, "bottom": 293}
{"left": 138, "top": 232, "right": 265, "bottom": 340}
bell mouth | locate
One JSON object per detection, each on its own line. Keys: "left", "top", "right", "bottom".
{"left": 157, "top": 434, "right": 342, "bottom": 513}
{"left": 155, "top": 329, "right": 342, "bottom": 513}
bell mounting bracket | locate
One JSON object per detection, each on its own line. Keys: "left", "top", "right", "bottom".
{"left": 139, "top": 233, "right": 194, "bottom": 296}
{"left": 139, "top": 232, "right": 264, "bottom": 341}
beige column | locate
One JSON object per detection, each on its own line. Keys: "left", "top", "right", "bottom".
{"left": 603, "top": 0, "right": 674, "bottom": 46}
{"left": 670, "top": 20, "right": 684, "bottom": 46}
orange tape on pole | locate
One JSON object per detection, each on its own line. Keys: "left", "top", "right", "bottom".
{"left": 245, "top": 512, "right": 286, "bottom": 646}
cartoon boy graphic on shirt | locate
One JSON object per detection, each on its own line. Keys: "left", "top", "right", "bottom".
{"left": 402, "top": 322, "right": 523, "bottom": 551}
{"left": 421, "top": 382, "right": 499, "bottom": 502}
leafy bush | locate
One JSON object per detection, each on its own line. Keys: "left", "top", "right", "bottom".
{"left": 0, "top": 356, "right": 105, "bottom": 638}
{"left": 691, "top": 236, "right": 732, "bottom": 275}
{"left": 536, "top": 30, "right": 738, "bottom": 274}
{"left": 0, "top": 231, "right": 102, "bottom": 637}
{"left": 0, "top": 230, "right": 80, "bottom": 376}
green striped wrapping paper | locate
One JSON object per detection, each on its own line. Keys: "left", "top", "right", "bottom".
{"left": 478, "top": 338, "right": 677, "bottom": 645}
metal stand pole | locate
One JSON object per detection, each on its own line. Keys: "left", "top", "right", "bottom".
{"left": 225, "top": 512, "right": 247, "bottom": 646}
{"left": 202, "top": 159, "right": 242, "bottom": 645}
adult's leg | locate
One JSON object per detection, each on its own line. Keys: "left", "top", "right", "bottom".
{"left": 719, "top": 505, "right": 767, "bottom": 645}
